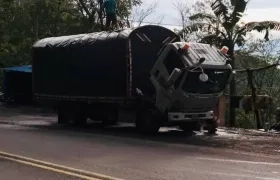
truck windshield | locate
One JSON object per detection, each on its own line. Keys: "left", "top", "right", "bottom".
{"left": 182, "top": 69, "right": 230, "bottom": 94}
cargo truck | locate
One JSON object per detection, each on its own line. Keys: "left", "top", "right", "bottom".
{"left": 32, "top": 25, "right": 234, "bottom": 134}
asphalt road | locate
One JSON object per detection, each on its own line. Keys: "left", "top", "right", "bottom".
{"left": 0, "top": 111, "right": 280, "bottom": 180}
{"left": 0, "top": 158, "right": 84, "bottom": 180}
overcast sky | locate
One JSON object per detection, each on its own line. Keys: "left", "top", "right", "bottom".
{"left": 137, "top": 0, "right": 280, "bottom": 37}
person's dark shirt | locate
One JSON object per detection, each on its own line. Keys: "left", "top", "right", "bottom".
{"left": 103, "top": 0, "right": 116, "bottom": 15}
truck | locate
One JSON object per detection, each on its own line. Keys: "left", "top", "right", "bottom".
{"left": 32, "top": 25, "right": 233, "bottom": 134}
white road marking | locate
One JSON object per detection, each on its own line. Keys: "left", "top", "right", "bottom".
{"left": 204, "top": 171, "right": 280, "bottom": 180}
{"left": 196, "top": 157, "right": 280, "bottom": 166}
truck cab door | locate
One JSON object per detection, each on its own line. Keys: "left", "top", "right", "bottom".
{"left": 150, "top": 46, "right": 185, "bottom": 113}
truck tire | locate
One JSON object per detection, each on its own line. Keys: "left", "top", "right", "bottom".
{"left": 204, "top": 119, "right": 218, "bottom": 134}
{"left": 179, "top": 122, "right": 200, "bottom": 133}
{"left": 57, "top": 107, "right": 68, "bottom": 125}
{"left": 57, "top": 109, "right": 67, "bottom": 125}
{"left": 102, "top": 108, "right": 118, "bottom": 126}
{"left": 69, "top": 106, "right": 87, "bottom": 126}
{"left": 135, "top": 108, "right": 161, "bottom": 135}
{"left": 58, "top": 102, "right": 87, "bottom": 126}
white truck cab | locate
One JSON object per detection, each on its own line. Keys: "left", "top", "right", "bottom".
{"left": 149, "top": 42, "right": 233, "bottom": 132}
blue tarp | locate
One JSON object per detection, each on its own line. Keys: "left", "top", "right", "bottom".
{"left": 1, "top": 65, "right": 33, "bottom": 105}
{"left": 3, "top": 65, "right": 32, "bottom": 73}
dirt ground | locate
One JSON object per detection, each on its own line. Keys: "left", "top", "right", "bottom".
{"left": 0, "top": 105, "right": 280, "bottom": 156}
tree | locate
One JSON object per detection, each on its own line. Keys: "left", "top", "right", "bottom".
{"left": 0, "top": 0, "right": 15, "bottom": 63}
{"left": 178, "top": 0, "right": 280, "bottom": 127}
{"left": 173, "top": 0, "right": 191, "bottom": 40}
{"left": 234, "top": 38, "right": 280, "bottom": 129}
{"left": 173, "top": 0, "right": 214, "bottom": 41}
{"left": 130, "top": 0, "right": 163, "bottom": 28}
{"left": 0, "top": 0, "right": 145, "bottom": 88}
{"left": 76, "top": 0, "right": 142, "bottom": 30}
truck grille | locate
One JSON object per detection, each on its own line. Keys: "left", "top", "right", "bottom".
{"left": 170, "top": 100, "right": 214, "bottom": 112}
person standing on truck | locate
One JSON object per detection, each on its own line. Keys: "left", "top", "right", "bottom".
{"left": 102, "top": 0, "right": 118, "bottom": 30}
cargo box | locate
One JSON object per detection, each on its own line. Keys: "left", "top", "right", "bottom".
{"left": 32, "top": 25, "right": 181, "bottom": 101}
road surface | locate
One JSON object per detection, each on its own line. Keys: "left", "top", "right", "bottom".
{"left": 0, "top": 159, "right": 85, "bottom": 180}
{"left": 0, "top": 109, "right": 280, "bottom": 180}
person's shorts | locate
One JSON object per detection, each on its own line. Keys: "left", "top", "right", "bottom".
{"left": 106, "top": 14, "right": 117, "bottom": 26}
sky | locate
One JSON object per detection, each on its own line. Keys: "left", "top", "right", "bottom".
{"left": 135, "top": 0, "right": 280, "bottom": 38}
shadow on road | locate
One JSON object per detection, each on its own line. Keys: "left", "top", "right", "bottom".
{"left": 12, "top": 120, "right": 232, "bottom": 149}
{"left": 0, "top": 106, "right": 252, "bottom": 150}
{"left": 2, "top": 106, "right": 280, "bottom": 156}
{"left": 0, "top": 105, "right": 55, "bottom": 117}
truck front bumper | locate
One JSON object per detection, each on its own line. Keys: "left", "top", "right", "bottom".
{"left": 168, "top": 111, "right": 214, "bottom": 121}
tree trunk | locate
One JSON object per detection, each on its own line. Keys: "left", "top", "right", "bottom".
{"left": 98, "top": 0, "right": 104, "bottom": 30}
{"left": 228, "top": 43, "right": 236, "bottom": 127}
{"left": 53, "top": 0, "right": 62, "bottom": 36}
{"left": 247, "top": 70, "right": 261, "bottom": 129}
{"left": 229, "top": 78, "right": 236, "bottom": 127}
{"left": 35, "top": 15, "right": 39, "bottom": 40}
{"left": 216, "top": 95, "right": 227, "bottom": 126}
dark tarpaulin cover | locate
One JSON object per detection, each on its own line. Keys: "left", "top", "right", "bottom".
{"left": 32, "top": 30, "right": 131, "bottom": 98}
{"left": 129, "top": 25, "right": 181, "bottom": 96}
{"left": 32, "top": 25, "right": 180, "bottom": 99}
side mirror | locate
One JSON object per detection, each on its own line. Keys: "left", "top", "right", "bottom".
{"left": 167, "top": 68, "right": 182, "bottom": 86}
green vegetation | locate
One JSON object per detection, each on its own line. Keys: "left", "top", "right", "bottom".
{"left": 177, "top": 0, "right": 280, "bottom": 129}
{"left": 0, "top": 0, "right": 142, "bottom": 67}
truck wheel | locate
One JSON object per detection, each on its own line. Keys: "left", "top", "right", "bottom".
{"left": 57, "top": 105, "right": 68, "bottom": 125}
{"left": 57, "top": 107, "right": 68, "bottom": 125}
{"left": 102, "top": 109, "right": 118, "bottom": 126}
{"left": 204, "top": 119, "right": 218, "bottom": 134}
{"left": 135, "top": 109, "right": 161, "bottom": 135}
{"left": 59, "top": 102, "right": 87, "bottom": 126}
{"left": 69, "top": 108, "right": 87, "bottom": 126}
{"left": 179, "top": 122, "right": 199, "bottom": 133}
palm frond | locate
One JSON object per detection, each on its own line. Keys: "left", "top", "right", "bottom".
{"left": 178, "top": 22, "right": 228, "bottom": 40}
{"left": 132, "top": 0, "right": 142, "bottom": 6}
{"left": 234, "top": 33, "right": 246, "bottom": 46}
{"left": 179, "top": 23, "right": 215, "bottom": 35}
{"left": 240, "top": 21, "right": 280, "bottom": 41}
{"left": 189, "top": 13, "right": 218, "bottom": 23}
{"left": 233, "top": 27, "right": 246, "bottom": 46}
{"left": 229, "top": 0, "right": 247, "bottom": 28}
{"left": 211, "top": 0, "right": 230, "bottom": 24}
{"left": 199, "top": 34, "right": 225, "bottom": 47}
{"left": 241, "top": 21, "right": 280, "bottom": 32}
